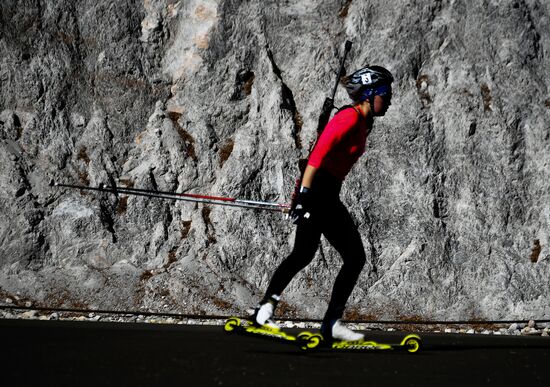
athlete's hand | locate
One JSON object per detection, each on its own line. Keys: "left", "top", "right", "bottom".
{"left": 290, "top": 187, "right": 311, "bottom": 224}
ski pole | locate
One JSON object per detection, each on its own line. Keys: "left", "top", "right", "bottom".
{"left": 54, "top": 182, "right": 291, "bottom": 213}
{"left": 104, "top": 183, "right": 285, "bottom": 208}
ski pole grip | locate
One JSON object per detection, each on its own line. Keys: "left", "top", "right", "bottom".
{"left": 331, "top": 40, "right": 352, "bottom": 99}
{"left": 344, "top": 40, "right": 352, "bottom": 52}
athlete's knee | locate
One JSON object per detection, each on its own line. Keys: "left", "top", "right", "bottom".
{"left": 282, "top": 250, "right": 314, "bottom": 272}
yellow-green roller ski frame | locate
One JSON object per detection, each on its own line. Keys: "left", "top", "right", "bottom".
{"left": 224, "top": 317, "right": 320, "bottom": 349}
{"left": 306, "top": 333, "right": 422, "bottom": 353}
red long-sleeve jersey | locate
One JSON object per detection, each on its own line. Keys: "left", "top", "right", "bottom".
{"left": 307, "top": 107, "right": 368, "bottom": 181}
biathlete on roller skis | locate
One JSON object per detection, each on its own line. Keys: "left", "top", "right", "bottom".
{"left": 252, "top": 65, "right": 394, "bottom": 341}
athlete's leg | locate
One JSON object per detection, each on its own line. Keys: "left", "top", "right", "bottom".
{"left": 262, "top": 219, "right": 322, "bottom": 298}
{"left": 321, "top": 201, "right": 366, "bottom": 323}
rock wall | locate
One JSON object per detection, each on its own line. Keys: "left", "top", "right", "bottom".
{"left": 1, "top": 0, "right": 549, "bottom": 320}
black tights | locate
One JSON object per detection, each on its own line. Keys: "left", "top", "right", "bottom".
{"left": 263, "top": 171, "right": 366, "bottom": 323}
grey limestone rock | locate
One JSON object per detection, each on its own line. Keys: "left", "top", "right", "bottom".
{"left": 1, "top": 0, "right": 549, "bottom": 321}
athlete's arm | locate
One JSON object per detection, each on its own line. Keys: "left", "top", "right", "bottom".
{"left": 290, "top": 164, "right": 316, "bottom": 224}
{"left": 301, "top": 164, "right": 317, "bottom": 189}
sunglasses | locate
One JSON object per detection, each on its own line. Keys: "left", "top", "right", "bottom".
{"left": 375, "top": 84, "right": 392, "bottom": 99}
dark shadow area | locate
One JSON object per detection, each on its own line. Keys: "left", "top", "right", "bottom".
{"left": 2, "top": 319, "right": 549, "bottom": 387}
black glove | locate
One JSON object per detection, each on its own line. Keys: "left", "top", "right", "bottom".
{"left": 290, "top": 186, "right": 312, "bottom": 225}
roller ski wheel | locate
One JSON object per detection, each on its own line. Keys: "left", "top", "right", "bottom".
{"left": 223, "top": 317, "right": 241, "bottom": 333}
{"left": 402, "top": 334, "right": 422, "bottom": 353}
{"left": 297, "top": 332, "right": 323, "bottom": 350}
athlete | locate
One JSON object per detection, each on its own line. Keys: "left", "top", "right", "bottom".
{"left": 252, "top": 65, "right": 394, "bottom": 341}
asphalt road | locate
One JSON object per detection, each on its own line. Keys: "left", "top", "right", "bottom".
{"left": 2, "top": 319, "right": 550, "bottom": 387}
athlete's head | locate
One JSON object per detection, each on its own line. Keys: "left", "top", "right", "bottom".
{"left": 343, "top": 65, "right": 394, "bottom": 116}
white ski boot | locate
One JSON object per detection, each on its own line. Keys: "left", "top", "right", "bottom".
{"left": 253, "top": 295, "right": 280, "bottom": 331}
{"left": 323, "top": 319, "right": 364, "bottom": 341}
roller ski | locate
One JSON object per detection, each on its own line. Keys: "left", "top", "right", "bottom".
{"left": 223, "top": 313, "right": 295, "bottom": 343}
{"left": 305, "top": 320, "right": 422, "bottom": 353}
{"left": 308, "top": 333, "right": 422, "bottom": 353}
{"left": 223, "top": 317, "right": 321, "bottom": 349}
{"left": 224, "top": 296, "right": 321, "bottom": 349}
{"left": 224, "top": 296, "right": 292, "bottom": 340}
